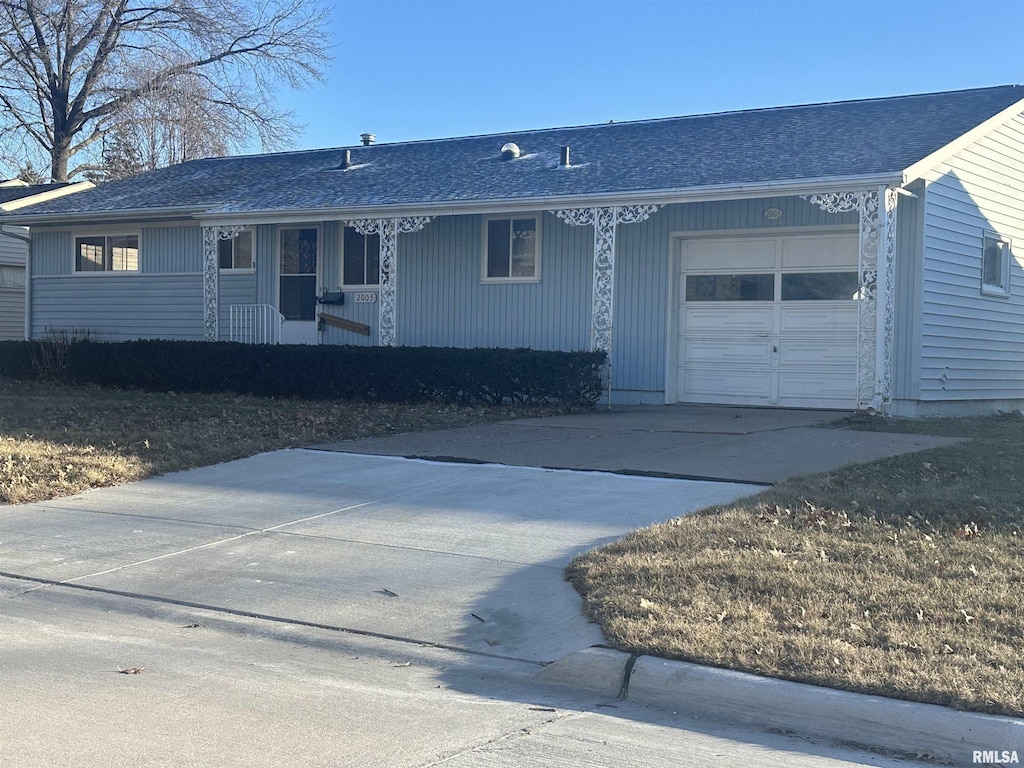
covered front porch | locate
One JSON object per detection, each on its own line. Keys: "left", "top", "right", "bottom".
{"left": 204, "top": 185, "right": 905, "bottom": 413}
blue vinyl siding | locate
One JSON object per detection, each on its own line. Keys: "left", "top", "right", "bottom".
{"left": 219, "top": 272, "right": 258, "bottom": 339}
{"left": 31, "top": 274, "right": 203, "bottom": 340}
{"left": 31, "top": 230, "right": 72, "bottom": 276}
{"left": 398, "top": 213, "right": 590, "bottom": 350}
{"left": 916, "top": 113, "right": 1024, "bottom": 408}
{"left": 141, "top": 226, "right": 203, "bottom": 274}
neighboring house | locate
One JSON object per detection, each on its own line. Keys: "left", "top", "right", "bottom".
{"left": 3, "top": 86, "right": 1024, "bottom": 415}
{"left": 0, "top": 179, "right": 93, "bottom": 340}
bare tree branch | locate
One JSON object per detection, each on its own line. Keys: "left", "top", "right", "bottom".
{"left": 0, "top": 0, "right": 330, "bottom": 180}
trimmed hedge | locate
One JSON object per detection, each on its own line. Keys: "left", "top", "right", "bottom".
{"left": 0, "top": 340, "right": 605, "bottom": 405}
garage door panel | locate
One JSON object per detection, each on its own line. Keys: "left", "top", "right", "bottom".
{"left": 780, "top": 340, "right": 857, "bottom": 366}
{"left": 780, "top": 304, "right": 857, "bottom": 332}
{"left": 781, "top": 235, "right": 858, "bottom": 268}
{"left": 683, "top": 238, "right": 776, "bottom": 270}
{"left": 682, "top": 367, "right": 772, "bottom": 399}
{"left": 685, "top": 339, "right": 772, "bottom": 365}
{"left": 677, "top": 232, "right": 858, "bottom": 410}
{"left": 778, "top": 371, "right": 856, "bottom": 404}
{"left": 684, "top": 306, "right": 774, "bottom": 333}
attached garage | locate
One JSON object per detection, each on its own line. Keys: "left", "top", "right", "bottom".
{"left": 676, "top": 232, "right": 861, "bottom": 409}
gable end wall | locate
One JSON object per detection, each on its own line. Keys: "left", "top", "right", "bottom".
{"left": 917, "top": 112, "right": 1024, "bottom": 406}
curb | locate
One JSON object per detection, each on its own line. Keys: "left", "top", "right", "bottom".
{"left": 534, "top": 648, "right": 1024, "bottom": 761}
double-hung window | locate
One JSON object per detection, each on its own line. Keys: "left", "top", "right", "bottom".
{"left": 75, "top": 234, "right": 139, "bottom": 272}
{"left": 982, "top": 231, "right": 1011, "bottom": 297}
{"left": 483, "top": 216, "right": 540, "bottom": 282}
{"left": 218, "top": 230, "right": 254, "bottom": 270}
{"left": 342, "top": 226, "right": 380, "bottom": 287}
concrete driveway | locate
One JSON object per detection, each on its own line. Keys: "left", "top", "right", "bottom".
{"left": 0, "top": 419, "right": 940, "bottom": 766}
{"left": 0, "top": 449, "right": 761, "bottom": 663}
{"left": 316, "top": 404, "right": 960, "bottom": 484}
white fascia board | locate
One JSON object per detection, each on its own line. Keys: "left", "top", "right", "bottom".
{"left": 901, "top": 97, "right": 1024, "bottom": 184}
{"left": 199, "top": 172, "right": 903, "bottom": 227}
{"left": 0, "top": 179, "right": 28, "bottom": 188}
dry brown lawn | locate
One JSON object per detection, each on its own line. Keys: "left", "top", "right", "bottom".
{"left": 568, "top": 413, "right": 1024, "bottom": 718}
{"left": 0, "top": 377, "right": 576, "bottom": 505}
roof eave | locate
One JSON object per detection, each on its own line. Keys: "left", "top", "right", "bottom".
{"left": 199, "top": 172, "right": 906, "bottom": 226}
{"left": 0, "top": 172, "right": 905, "bottom": 227}
{"left": 0, "top": 203, "right": 209, "bottom": 226}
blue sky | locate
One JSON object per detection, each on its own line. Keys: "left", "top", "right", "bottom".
{"left": 279, "top": 0, "right": 1024, "bottom": 151}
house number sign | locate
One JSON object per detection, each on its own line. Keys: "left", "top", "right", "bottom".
{"left": 354, "top": 292, "right": 377, "bottom": 303}
{"left": 763, "top": 207, "right": 784, "bottom": 220}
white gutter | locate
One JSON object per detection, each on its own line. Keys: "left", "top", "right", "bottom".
{"left": 0, "top": 204, "right": 208, "bottom": 226}
{"left": 3, "top": 172, "right": 904, "bottom": 228}
{"left": 0, "top": 224, "right": 31, "bottom": 340}
{"left": 199, "top": 172, "right": 906, "bottom": 226}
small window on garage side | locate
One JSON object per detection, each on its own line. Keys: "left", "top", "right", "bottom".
{"left": 483, "top": 216, "right": 540, "bottom": 282}
{"left": 218, "top": 230, "right": 254, "bottom": 270}
{"left": 982, "top": 231, "right": 1011, "bottom": 297}
{"left": 343, "top": 226, "right": 380, "bottom": 287}
{"left": 75, "top": 234, "right": 139, "bottom": 272}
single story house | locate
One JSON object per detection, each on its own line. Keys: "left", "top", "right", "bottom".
{"left": 0, "top": 179, "right": 93, "bottom": 340}
{"left": 4, "top": 86, "right": 1024, "bottom": 415}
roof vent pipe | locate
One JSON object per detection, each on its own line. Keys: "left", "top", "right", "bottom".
{"left": 339, "top": 149, "right": 352, "bottom": 170}
{"left": 360, "top": 133, "right": 375, "bottom": 146}
{"left": 559, "top": 146, "right": 570, "bottom": 167}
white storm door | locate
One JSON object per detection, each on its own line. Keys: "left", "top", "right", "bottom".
{"left": 279, "top": 227, "right": 319, "bottom": 345}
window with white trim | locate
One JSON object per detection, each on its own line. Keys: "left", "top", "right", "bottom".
{"left": 75, "top": 234, "right": 139, "bottom": 272}
{"left": 982, "top": 231, "right": 1011, "bottom": 296}
{"left": 483, "top": 216, "right": 540, "bottom": 282}
{"left": 218, "top": 230, "right": 254, "bottom": 270}
{"left": 342, "top": 226, "right": 380, "bottom": 287}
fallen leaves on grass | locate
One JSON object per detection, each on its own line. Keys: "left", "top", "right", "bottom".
{"left": 568, "top": 413, "right": 1024, "bottom": 718}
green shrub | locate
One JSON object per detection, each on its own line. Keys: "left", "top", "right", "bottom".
{"left": 0, "top": 341, "right": 32, "bottom": 379}
{"left": 23, "top": 340, "right": 605, "bottom": 405}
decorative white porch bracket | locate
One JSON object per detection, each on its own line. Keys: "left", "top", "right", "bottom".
{"left": 802, "top": 187, "right": 898, "bottom": 413}
{"left": 345, "top": 217, "right": 433, "bottom": 346}
{"left": 202, "top": 225, "right": 248, "bottom": 341}
{"left": 552, "top": 205, "right": 660, "bottom": 364}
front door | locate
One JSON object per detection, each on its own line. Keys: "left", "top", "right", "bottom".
{"left": 279, "top": 227, "right": 319, "bottom": 344}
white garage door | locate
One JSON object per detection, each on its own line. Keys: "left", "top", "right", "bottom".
{"left": 677, "top": 233, "right": 859, "bottom": 409}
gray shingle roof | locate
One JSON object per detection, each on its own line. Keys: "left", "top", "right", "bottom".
{"left": 10, "top": 85, "right": 1024, "bottom": 220}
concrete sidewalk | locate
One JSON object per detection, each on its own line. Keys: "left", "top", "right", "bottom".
{"left": 315, "top": 405, "right": 960, "bottom": 484}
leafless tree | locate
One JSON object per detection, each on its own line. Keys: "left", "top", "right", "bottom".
{"left": 0, "top": 0, "right": 329, "bottom": 181}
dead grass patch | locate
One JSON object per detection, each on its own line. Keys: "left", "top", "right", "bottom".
{"left": 568, "top": 413, "right": 1024, "bottom": 717}
{"left": 0, "top": 377, "right": 579, "bottom": 505}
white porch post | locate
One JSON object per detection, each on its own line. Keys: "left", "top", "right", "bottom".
{"left": 552, "top": 205, "right": 659, "bottom": 400}
{"left": 802, "top": 189, "right": 898, "bottom": 413}
{"left": 202, "top": 225, "right": 247, "bottom": 342}
{"left": 345, "top": 216, "right": 432, "bottom": 346}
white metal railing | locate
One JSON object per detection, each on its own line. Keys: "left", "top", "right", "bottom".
{"left": 229, "top": 304, "right": 284, "bottom": 345}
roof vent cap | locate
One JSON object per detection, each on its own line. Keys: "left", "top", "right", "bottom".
{"left": 360, "top": 133, "right": 375, "bottom": 146}
{"left": 500, "top": 142, "right": 521, "bottom": 160}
